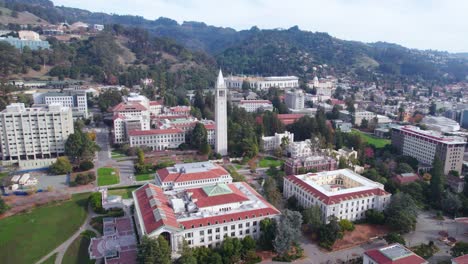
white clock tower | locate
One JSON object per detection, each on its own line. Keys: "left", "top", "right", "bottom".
{"left": 215, "top": 69, "right": 228, "bottom": 156}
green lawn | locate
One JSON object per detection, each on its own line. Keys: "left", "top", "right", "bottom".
{"left": 111, "top": 151, "right": 126, "bottom": 159}
{"left": 42, "top": 253, "right": 57, "bottom": 264}
{"left": 108, "top": 186, "right": 140, "bottom": 199}
{"left": 63, "top": 231, "right": 96, "bottom": 264}
{"left": 136, "top": 173, "right": 154, "bottom": 181}
{"left": 97, "top": 167, "right": 119, "bottom": 186}
{"left": 259, "top": 157, "right": 283, "bottom": 168}
{"left": 351, "top": 129, "right": 390, "bottom": 148}
{"left": 0, "top": 193, "right": 89, "bottom": 264}
{"left": 0, "top": 172, "right": 9, "bottom": 179}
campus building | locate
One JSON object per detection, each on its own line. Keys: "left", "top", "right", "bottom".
{"left": 132, "top": 182, "right": 280, "bottom": 253}
{"left": 0, "top": 103, "right": 74, "bottom": 167}
{"left": 0, "top": 36, "right": 50, "bottom": 50}
{"left": 262, "top": 131, "right": 294, "bottom": 152}
{"left": 155, "top": 161, "right": 233, "bottom": 191}
{"left": 33, "top": 90, "right": 88, "bottom": 119}
{"left": 284, "top": 155, "right": 337, "bottom": 175}
{"left": 237, "top": 100, "right": 274, "bottom": 113}
{"left": 285, "top": 90, "right": 305, "bottom": 110}
{"left": 283, "top": 169, "right": 391, "bottom": 223}
{"left": 363, "top": 243, "right": 427, "bottom": 264}
{"left": 225, "top": 75, "right": 299, "bottom": 90}
{"left": 128, "top": 128, "right": 185, "bottom": 151}
{"left": 391, "top": 125, "right": 466, "bottom": 174}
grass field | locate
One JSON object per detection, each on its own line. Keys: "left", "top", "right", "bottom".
{"left": 42, "top": 253, "right": 57, "bottom": 264}
{"left": 63, "top": 231, "right": 96, "bottom": 264}
{"left": 0, "top": 172, "right": 9, "bottom": 179}
{"left": 351, "top": 129, "right": 390, "bottom": 148}
{"left": 0, "top": 193, "right": 89, "bottom": 264}
{"left": 259, "top": 157, "right": 283, "bottom": 168}
{"left": 97, "top": 167, "right": 119, "bottom": 186}
{"left": 136, "top": 173, "right": 154, "bottom": 181}
{"left": 111, "top": 151, "right": 126, "bottom": 159}
{"left": 108, "top": 186, "right": 140, "bottom": 199}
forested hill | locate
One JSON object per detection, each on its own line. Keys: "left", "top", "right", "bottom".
{"left": 2, "top": 0, "right": 468, "bottom": 84}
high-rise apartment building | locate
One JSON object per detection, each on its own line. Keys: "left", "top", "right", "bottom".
{"left": 0, "top": 103, "right": 74, "bottom": 163}
{"left": 391, "top": 125, "right": 466, "bottom": 174}
{"left": 285, "top": 90, "right": 305, "bottom": 110}
{"left": 34, "top": 90, "right": 88, "bottom": 119}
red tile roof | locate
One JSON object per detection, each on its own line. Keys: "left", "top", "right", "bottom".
{"left": 128, "top": 128, "right": 184, "bottom": 136}
{"left": 179, "top": 183, "right": 280, "bottom": 229}
{"left": 113, "top": 113, "right": 126, "bottom": 121}
{"left": 188, "top": 184, "right": 249, "bottom": 208}
{"left": 134, "top": 184, "right": 180, "bottom": 234}
{"left": 285, "top": 175, "right": 389, "bottom": 205}
{"left": 149, "top": 100, "right": 163, "bottom": 106}
{"left": 277, "top": 114, "right": 305, "bottom": 125}
{"left": 453, "top": 254, "right": 468, "bottom": 264}
{"left": 365, "top": 245, "right": 427, "bottom": 264}
{"left": 112, "top": 102, "right": 147, "bottom": 112}
{"left": 157, "top": 164, "right": 229, "bottom": 183}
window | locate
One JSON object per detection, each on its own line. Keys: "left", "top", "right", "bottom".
{"left": 208, "top": 229, "right": 212, "bottom": 234}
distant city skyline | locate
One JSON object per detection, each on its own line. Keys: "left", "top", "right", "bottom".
{"left": 52, "top": 0, "right": 468, "bottom": 53}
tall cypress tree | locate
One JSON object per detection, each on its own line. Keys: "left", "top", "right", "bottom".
{"left": 430, "top": 157, "right": 445, "bottom": 208}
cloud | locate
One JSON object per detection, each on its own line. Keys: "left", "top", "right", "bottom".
{"left": 52, "top": 0, "right": 468, "bottom": 52}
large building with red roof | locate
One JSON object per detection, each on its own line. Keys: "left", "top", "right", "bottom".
{"left": 363, "top": 243, "right": 428, "bottom": 264}
{"left": 284, "top": 169, "right": 391, "bottom": 223}
{"left": 155, "top": 161, "right": 232, "bottom": 191}
{"left": 132, "top": 182, "right": 280, "bottom": 253}
{"left": 452, "top": 254, "right": 468, "bottom": 264}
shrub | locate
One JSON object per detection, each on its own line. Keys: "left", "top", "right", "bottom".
{"left": 385, "top": 232, "right": 406, "bottom": 245}
{"left": 365, "top": 209, "right": 385, "bottom": 224}
{"left": 339, "top": 219, "right": 355, "bottom": 232}
{"left": 73, "top": 172, "right": 96, "bottom": 186}
{"left": 79, "top": 160, "right": 94, "bottom": 171}
{"left": 89, "top": 192, "right": 106, "bottom": 214}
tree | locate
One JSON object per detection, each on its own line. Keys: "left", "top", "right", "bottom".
{"left": 429, "top": 102, "right": 437, "bottom": 115}
{"left": 385, "top": 232, "right": 406, "bottom": 245}
{"left": 0, "top": 197, "right": 9, "bottom": 214}
{"left": 452, "top": 242, "right": 468, "bottom": 257}
{"left": 365, "top": 209, "right": 385, "bottom": 224}
{"left": 338, "top": 156, "right": 348, "bottom": 169}
{"left": 385, "top": 192, "right": 418, "bottom": 233}
{"left": 79, "top": 160, "right": 94, "bottom": 171}
{"left": 137, "top": 236, "right": 171, "bottom": 264}
{"left": 360, "top": 118, "right": 369, "bottom": 129}
{"left": 338, "top": 219, "right": 355, "bottom": 231}
{"left": 396, "top": 163, "right": 414, "bottom": 174}
{"left": 241, "top": 236, "right": 256, "bottom": 254}
{"left": 302, "top": 205, "right": 323, "bottom": 231}
{"left": 65, "top": 123, "right": 100, "bottom": 164}
{"left": 220, "top": 237, "right": 243, "bottom": 264}
{"left": 137, "top": 148, "right": 145, "bottom": 166}
{"left": 258, "top": 218, "right": 276, "bottom": 250}
{"left": 190, "top": 123, "right": 208, "bottom": 153}
{"left": 242, "top": 81, "right": 250, "bottom": 92}
{"left": 430, "top": 157, "right": 445, "bottom": 207}
{"left": 177, "top": 241, "right": 197, "bottom": 264}
{"left": 273, "top": 210, "right": 303, "bottom": 255}
{"left": 263, "top": 177, "right": 282, "bottom": 208}
{"left": 49, "top": 157, "right": 72, "bottom": 175}
{"left": 318, "top": 216, "right": 343, "bottom": 249}
{"left": 11, "top": 11, "right": 18, "bottom": 18}
{"left": 442, "top": 191, "right": 462, "bottom": 217}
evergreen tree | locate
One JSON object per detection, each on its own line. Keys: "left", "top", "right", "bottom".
{"left": 430, "top": 157, "right": 445, "bottom": 207}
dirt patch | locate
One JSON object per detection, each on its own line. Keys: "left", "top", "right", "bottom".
{"left": 0, "top": 191, "right": 72, "bottom": 219}
{"left": 332, "top": 224, "right": 390, "bottom": 251}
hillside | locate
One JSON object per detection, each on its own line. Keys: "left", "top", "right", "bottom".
{"left": 1, "top": 0, "right": 468, "bottom": 84}
{"left": 0, "top": 6, "right": 48, "bottom": 25}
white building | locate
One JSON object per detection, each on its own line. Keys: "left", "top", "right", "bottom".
{"left": 225, "top": 75, "right": 299, "bottom": 90}
{"left": 33, "top": 90, "right": 88, "bottom": 119}
{"left": 285, "top": 90, "right": 305, "bottom": 110}
{"left": 155, "top": 161, "right": 233, "bottom": 191}
{"left": 262, "top": 131, "right": 294, "bottom": 152}
{"left": 112, "top": 101, "right": 151, "bottom": 144}
{"left": 287, "top": 139, "right": 313, "bottom": 158}
{"left": 391, "top": 126, "right": 466, "bottom": 174}
{"left": 132, "top": 182, "right": 280, "bottom": 253}
{"left": 215, "top": 70, "right": 228, "bottom": 156}
{"left": 0, "top": 103, "right": 74, "bottom": 165}
{"left": 422, "top": 116, "right": 461, "bottom": 133}
{"left": 128, "top": 128, "right": 185, "bottom": 151}
{"left": 18, "top": 30, "right": 40, "bottom": 41}
{"left": 283, "top": 169, "right": 391, "bottom": 223}
{"left": 238, "top": 100, "right": 273, "bottom": 113}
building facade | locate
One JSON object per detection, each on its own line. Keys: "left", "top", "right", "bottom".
{"left": 284, "top": 155, "right": 337, "bottom": 175}
{"left": 225, "top": 76, "right": 299, "bottom": 90}
{"left": 155, "top": 161, "right": 233, "bottom": 191}
{"left": 262, "top": 131, "right": 294, "bottom": 152}
{"left": 285, "top": 90, "right": 305, "bottom": 110}
{"left": 391, "top": 126, "right": 466, "bottom": 174}
{"left": 238, "top": 100, "right": 273, "bottom": 113}
{"left": 283, "top": 169, "right": 391, "bottom": 223}
{"left": 215, "top": 70, "right": 228, "bottom": 156}
{"left": 128, "top": 128, "right": 185, "bottom": 151}
{"left": 34, "top": 90, "right": 88, "bottom": 119}
{"left": 0, "top": 103, "right": 74, "bottom": 162}
{"left": 0, "top": 36, "right": 50, "bottom": 50}
{"left": 132, "top": 182, "right": 280, "bottom": 253}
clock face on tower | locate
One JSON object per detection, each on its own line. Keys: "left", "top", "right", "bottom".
{"left": 218, "top": 90, "right": 225, "bottom": 97}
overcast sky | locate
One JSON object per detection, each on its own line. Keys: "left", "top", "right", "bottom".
{"left": 52, "top": 0, "right": 467, "bottom": 53}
